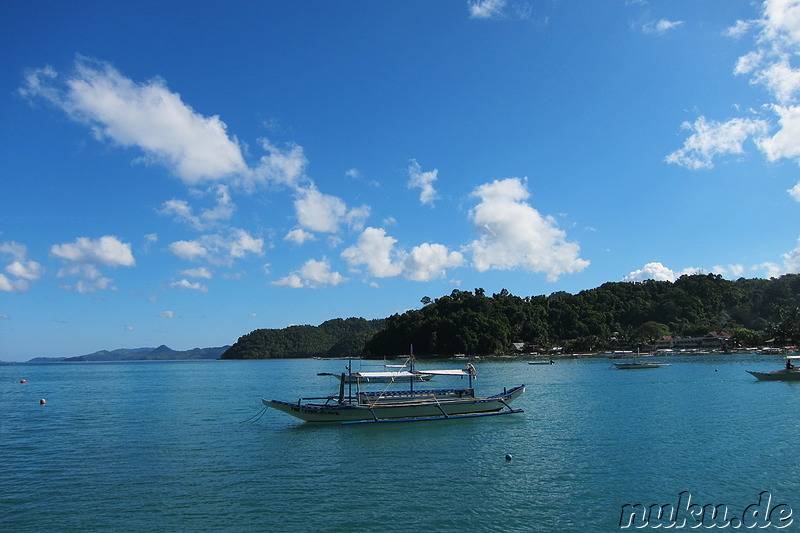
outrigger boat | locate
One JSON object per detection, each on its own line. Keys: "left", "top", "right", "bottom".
{"left": 265, "top": 362, "right": 525, "bottom": 424}
{"left": 747, "top": 355, "right": 800, "bottom": 381}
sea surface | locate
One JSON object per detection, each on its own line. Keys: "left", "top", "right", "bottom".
{"left": 2, "top": 354, "right": 799, "bottom": 532}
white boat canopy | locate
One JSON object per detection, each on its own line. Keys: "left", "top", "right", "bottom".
{"left": 352, "top": 371, "right": 417, "bottom": 379}
{"left": 416, "top": 369, "right": 470, "bottom": 376}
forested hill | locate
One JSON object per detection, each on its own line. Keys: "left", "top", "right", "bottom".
{"left": 363, "top": 274, "right": 800, "bottom": 357}
{"left": 222, "top": 274, "right": 800, "bottom": 359}
{"left": 220, "top": 318, "right": 386, "bottom": 359}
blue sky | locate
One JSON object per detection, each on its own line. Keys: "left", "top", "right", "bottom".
{"left": 3, "top": 0, "right": 800, "bottom": 360}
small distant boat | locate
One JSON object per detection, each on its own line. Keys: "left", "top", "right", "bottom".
{"left": 747, "top": 356, "right": 800, "bottom": 381}
{"left": 268, "top": 360, "right": 525, "bottom": 424}
{"left": 528, "top": 360, "right": 555, "bottom": 365}
{"left": 613, "top": 361, "right": 668, "bottom": 369}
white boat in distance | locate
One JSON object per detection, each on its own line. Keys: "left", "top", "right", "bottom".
{"left": 613, "top": 361, "right": 669, "bottom": 369}
{"left": 747, "top": 355, "right": 800, "bottom": 381}
{"left": 266, "top": 363, "right": 525, "bottom": 424}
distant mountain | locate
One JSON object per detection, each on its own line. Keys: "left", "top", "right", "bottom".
{"left": 27, "top": 345, "right": 230, "bottom": 363}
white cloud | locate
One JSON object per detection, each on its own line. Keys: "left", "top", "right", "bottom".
{"left": 159, "top": 185, "right": 235, "bottom": 230}
{"left": 161, "top": 310, "right": 175, "bottom": 319}
{"left": 295, "top": 186, "right": 346, "bottom": 233}
{"left": 759, "top": 105, "right": 800, "bottom": 161}
{"left": 467, "top": 178, "right": 589, "bottom": 281}
{"left": 49, "top": 236, "right": 133, "bottom": 293}
{"left": 51, "top": 235, "right": 135, "bottom": 266}
{"left": 272, "top": 258, "right": 347, "bottom": 288}
{"left": 407, "top": 159, "right": 438, "bottom": 206}
{"left": 170, "top": 279, "right": 208, "bottom": 292}
{"left": 0, "top": 241, "right": 42, "bottom": 291}
{"left": 6, "top": 260, "right": 43, "bottom": 280}
{"left": 712, "top": 264, "right": 746, "bottom": 277}
{"left": 180, "top": 267, "right": 212, "bottom": 279}
{"left": 169, "top": 240, "right": 208, "bottom": 260}
{"left": 727, "top": 19, "right": 755, "bottom": 39}
{"left": 624, "top": 262, "right": 705, "bottom": 282}
{"left": 245, "top": 139, "right": 309, "bottom": 190}
{"left": 778, "top": 236, "right": 800, "bottom": 274}
{"left": 666, "top": 116, "right": 768, "bottom": 169}
{"left": 342, "top": 227, "right": 403, "bottom": 278}
{"left": 788, "top": 181, "right": 800, "bottom": 201}
{"left": 19, "top": 57, "right": 247, "bottom": 184}
{"left": 469, "top": 0, "right": 506, "bottom": 19}
{"left": 671, "top": 1, "right": 800, "bottom": 169}
{"left": 168, "top": 229, "right": 263, "bottom": 265}
{"left": 294, "top": 186, "right": 368, "bottom": 233}
{"left": 0, "top": 242, "right": 28, "bottom": 262}
{"left": 642, "top": 19, "right": 685, "bottom": 35}
{"left": 284, "top": 228, "right": 317, "bottom": 245}
{"left": 402, "top": 243, "right": 464, "bottom": 281}
{"left": 0, "top": 274, "right": 28, "bottom": 292}
{"left": 342, "top": 227, "right": 466, "bottom": 282}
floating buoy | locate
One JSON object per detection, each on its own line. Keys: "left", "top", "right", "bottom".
{"left": 20, "top": 379, "right": 26, "bottom": 383}
{"left": 39, "top": 399, "right": 46, "bottom": 405}
{"left": 505, "top": 454, "right": 513, "bottom": 461}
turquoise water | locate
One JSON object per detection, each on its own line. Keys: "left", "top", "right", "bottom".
{"left": 2, "top": 354, "right": 799, "bottom": 532}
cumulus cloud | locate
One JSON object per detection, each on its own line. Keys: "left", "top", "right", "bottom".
{"left": 671, "top": 1, "right": 800, "bottom": 169}
{"left": 467, "top": 178, "right": 589, "bottom": 281}
{"left": 19, "top": 57, "right": 247, "bottom": 184}
{"left": 180, "top": 267, "right": 212, "bottom": 279}
{"left": 272, "top": 258, "right": 347, "bottom": 288}
{"left": 284, "top": 228, "right": 316, "bottom": 245}
{"left": 401, "top": 243, "right": 464, "bottom": 281}
{"left": 0, "top": 241, "right": 42, "bottom": 292}
{"left": 759, "top": 105, "right": 800, "bottom": 161}
{"left": 0, "top": 274, "right": 28, "bottom": 292}
{"left": 788, "top": 182, "right": 800, "bottom": 201}
{"left": 712, "top": 264, "right": 746, "bottom": 277}
{"left": 51, "top": 235, "right": 135, "bottom": 266}
{"left": 168, "top": 229, "right": 263, "bottom": 265}
{"left": 245, "top": 139, "right": 309, "bottom": 191}
{"left": 170, "top": 279, "right": 208, "bottom": 292}
{"left": 624, "top": 262, "right": 691, "bottom": 282}
{"left": 407, "top": 159, "right": 438, "bottom": 206}
{"left": 161, "top": 310, "right": 175, "bottom": 319}
{"left": 159, "top": 185, "right": 235, "bottom": 230}
{"left": 169, "top": 240, "right": 208, "bottom": 261}
{"left": 49, "top": 236, "right": 134, "bottom": 293}
{"left": 6, "top": 261, "right": 43, "bottom": 280}
{"left": 469, "top": 0, "right": 506, "bottom": 19}
{"left": 666, "top": 117, "right": 768, "bottom": 169}
{"left": 342, "top": 227, "right": 403, "bottom": 278}
{"left": 342, "top": 227, "right": 464, "bottom": 282}
{"left": 294, "top": 186, "right": 369, "bottom": 233}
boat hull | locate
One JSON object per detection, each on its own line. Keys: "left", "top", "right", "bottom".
{"left": 265, "top": 385, "right": 525, "bottom": 423}
{"left": 747, "top": 370, "right": 800, "bottom": 381}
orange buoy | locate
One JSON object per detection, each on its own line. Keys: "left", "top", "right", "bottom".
{"left": 20, "top": 379, "right": 26, "bottom": 383}
{"left": 39, "top": 398, "right": 46, "bottom": 405}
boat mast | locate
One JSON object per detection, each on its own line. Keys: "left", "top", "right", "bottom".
{"left": 409, "top": 344, "right": 414, "bottom": 395}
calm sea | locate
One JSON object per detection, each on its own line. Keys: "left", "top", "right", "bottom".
{"left": 2, "top": 354, "right": 798, "bottom": 532}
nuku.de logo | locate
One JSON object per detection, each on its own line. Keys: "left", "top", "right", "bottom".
{"left": 619, "top": 491, "right": 793, "bottom": 529}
